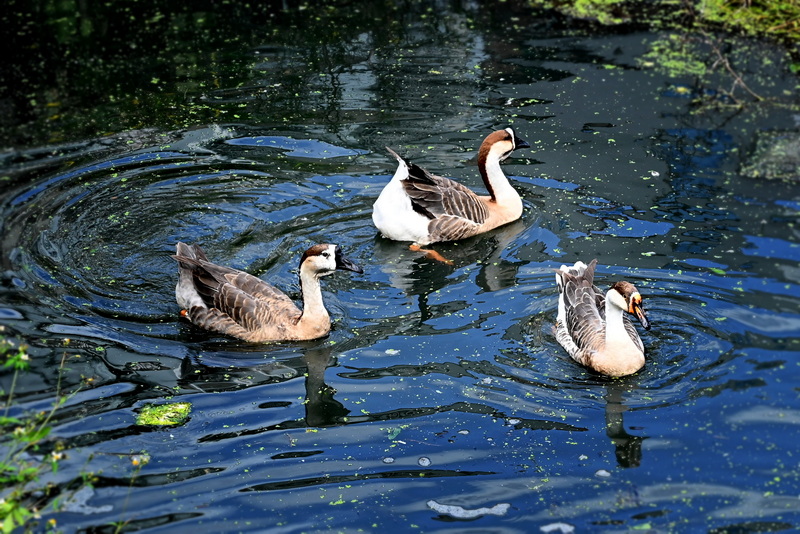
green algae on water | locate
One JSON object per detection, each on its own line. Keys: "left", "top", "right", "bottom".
{"left": 136, "top": 402, "right": 192, "bottom": 426}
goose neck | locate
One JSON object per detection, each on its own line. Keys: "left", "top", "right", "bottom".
{"left": 299, "top": 271, "right": 329, "bottom": 322}
{"left": 478, "top": 151, "right": 516, "bottom": 202}
{"left": 604, "top": 293, "right": 629, "bottom": 345}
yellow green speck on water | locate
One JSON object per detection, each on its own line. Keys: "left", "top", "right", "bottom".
{"left": 136, "top": 402, "right": 192, "bottom": 426}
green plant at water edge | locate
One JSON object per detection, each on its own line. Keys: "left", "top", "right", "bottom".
{"left": 698, "top": 0, "right": 800, "bottom": 41}
{"left": 639, "top": 30, "right": 774, "bottom": 105}
{"left": 526, "top": 0, "right": 634, "bottom": 24}
{"left": 107, "top": 452, "right": 150, "bottom": 534}
{"left": 527, "top": 0, "right": 800, "bottom": 42}
{"left": 638, "top": 34, "right": 709, "bottom": 78}
{"left": 0, "top": 332, "right": 66, "bottom": 533}
{"left": 562, "top": 0, "right": 631, "bottom": 25}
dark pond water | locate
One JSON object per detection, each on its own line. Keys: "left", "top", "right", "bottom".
{"left": 2, "top": 2, "right": 800, "bottom": 532}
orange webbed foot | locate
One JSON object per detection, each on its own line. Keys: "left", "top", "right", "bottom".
{"left": 409, "top": 244, "right": 454, "bottom": 265}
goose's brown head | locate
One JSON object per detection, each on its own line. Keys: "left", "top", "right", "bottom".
{"left": 479, "top": 127, "right": 531, "bottom": 163}
{"left": 300, "top": 244, "right": 363, "bottom": 278}
{"left": 611, "top": 281, "right": 650, "bottom": 331}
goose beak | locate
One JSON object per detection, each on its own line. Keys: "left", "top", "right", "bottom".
{"left": 630, "top": 297, "right": 650, "bottom": 331}
{"left": 514, "top": 133, "right": 531, "bottom": 150}
{"left": 335, "top": 248, "right": 364, "bottom": 274}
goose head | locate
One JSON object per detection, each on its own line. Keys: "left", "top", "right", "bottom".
{"left": 299, "top": 244, "right": 364, "bottom": 279}
{"left": 608, "top": 281, "right": 651, "bottom": 330}
{"left": 480, "top": 127, "right": 531, "bottom": 163}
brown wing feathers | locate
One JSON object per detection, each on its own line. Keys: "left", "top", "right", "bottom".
{"left": 402, "top": 163, "right": 446, "bottom": 219}
{"left": 561, "top": 260, "right": 605, "bottom": 355}
{"left": 173, "top": 247, "right": 301, "bottom": 336}
{"left": 401, "top": 161, "right": 489, "bottom": 225}
{"left": 186, "top": 306, "right": 252, "bottom": 339}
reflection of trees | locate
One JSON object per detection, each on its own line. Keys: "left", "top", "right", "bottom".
{"left": 0, "top": 1, "right": 551, "bottom": 150}
{"left": 2, "top": 1, "right": 289, "bottom": 145}
{"left": 651, "top": 128, "right": 738, "bottom": 257}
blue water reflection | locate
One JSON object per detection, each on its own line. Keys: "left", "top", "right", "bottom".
{"left": 227, "top": 136, "right": 369, "bottom": 158}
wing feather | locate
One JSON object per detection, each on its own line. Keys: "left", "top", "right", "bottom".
{"left": 175, "top": 252, "right": 301, "bottom": 337}
{"left": 427, "top": 215, "right": 482, "bottom": 242}
{"left": 401, "top": 164, "right": 489, "bottom": 225}
{"left": 564, "top": 283, "right": 606, "bottom": 357}
{"left": 184, "top": 306, "right": 253, "bottom": 340}
{"left": 556, "top": 260, "right": 606, "bottom": 366}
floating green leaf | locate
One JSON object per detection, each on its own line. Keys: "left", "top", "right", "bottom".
{"left": 136, "top": 402, "right": 191, "bottom": 426}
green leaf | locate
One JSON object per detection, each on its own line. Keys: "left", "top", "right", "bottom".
{"left": 136, "top": 402, "right": 192, "bottom": 426}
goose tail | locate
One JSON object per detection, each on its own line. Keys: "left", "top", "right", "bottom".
{"left": 173, "top": 242, "right": 208, "bottom": 310}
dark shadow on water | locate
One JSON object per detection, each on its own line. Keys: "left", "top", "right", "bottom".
{"left": 302, "top": 346, "right": 351, "bottom": 427}
{"left": 241, "top": 468, "right": 496, "bottom": 492}
{"left": 604, "top": 382, "right": 647, "bottom": 468}
{"left": 370, "top": 218, "right": 532, "bottom": 323}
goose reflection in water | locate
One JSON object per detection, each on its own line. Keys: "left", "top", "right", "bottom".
{"left": 174, "top": 344, "right": 349, "bottom": 430}
{"left": 604, "top": 382, "right": 646, "bottom": 469}
{"left": 370, "top": 218, "right": 528, "bottom": 321}
{"left": 302, "top": 346, "right": 350, "bottom": 427}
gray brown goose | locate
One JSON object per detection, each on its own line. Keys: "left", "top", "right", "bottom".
{"left": 372, "top": 128, "right": 529, "bottom": 262}
{"left": 554, "top": 259, "right": 651, "bottom": 377}
{"left": 173, "top": 242, "right": 362, "bottom": 342}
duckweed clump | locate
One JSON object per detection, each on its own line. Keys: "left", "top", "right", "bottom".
{"left": 136, "top": 402, "right": 192, "bottom": 426}
{"left": 527, "top": 0, "right": 800, "bottom": 44}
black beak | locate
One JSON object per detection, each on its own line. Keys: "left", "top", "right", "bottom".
{"left": 632, "top": 302, "right": 651, "bottom": 331}
{"left": 335, "top": 247, "right": 364, "bottom": 274}
{"left": 514, "top": 133, "right": 531, "bottom": 150}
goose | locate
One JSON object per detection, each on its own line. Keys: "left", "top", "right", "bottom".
{"left": 372, "top": 128, "right": 530, "bottom": 262}
{"left": 172, "top": 242, "right": 363, "bottom": 342}
{"left": 554, "top": 259, "right": 651, "bottom": 377}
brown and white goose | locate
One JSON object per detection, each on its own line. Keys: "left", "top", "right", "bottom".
{"left": 554, "top": 259, "right": 651, "bottom": 377}
{"left": 173, "top": 242, "right": 363, "bottom": 342}
{"left": 372, "top": 128, "right": 530, "bottom": 261}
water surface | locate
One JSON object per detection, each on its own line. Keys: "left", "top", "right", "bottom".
{"left": 1, "top": 2, "right": 799, "bottom": 532}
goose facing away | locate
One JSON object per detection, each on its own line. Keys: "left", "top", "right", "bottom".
{"left": 173, "top": 242, "right": 363, "bottom": 342}
{"left": 554, "top": 259, "right": 651, "bottom": 377}
{"left": 372, "top": 128, "right": 530, "bottom": 257}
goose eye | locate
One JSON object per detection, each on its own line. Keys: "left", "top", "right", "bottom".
{"left": 322, "top": 252, "right": 330, "bottom": 258}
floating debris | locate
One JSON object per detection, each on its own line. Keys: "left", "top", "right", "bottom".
{"left": 125, "top": 361, "right": 170, "bottom": 372}
{"left": 595, "top": 469, "right": 611, "bottom": 478}
{"left": 541, "top": 522, "right": 576, "bottom": 533}
{"left": 418, "top": 456, "right": 431, "bottom": 467}
{"left": 427, "top": 499, "right": 510, "bottom": 519}
{"left": 62, "top": 486, "right": 113, "bottom": 515}
{"left": 382, "top": 457, "right": 395, "bottom": 464}
{"left": 136, "top": 402, "right": 191, "bottom": 426}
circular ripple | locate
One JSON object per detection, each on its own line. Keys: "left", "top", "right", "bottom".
{"left": 1, "top": 128, "right": 375, "bottom": 353}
